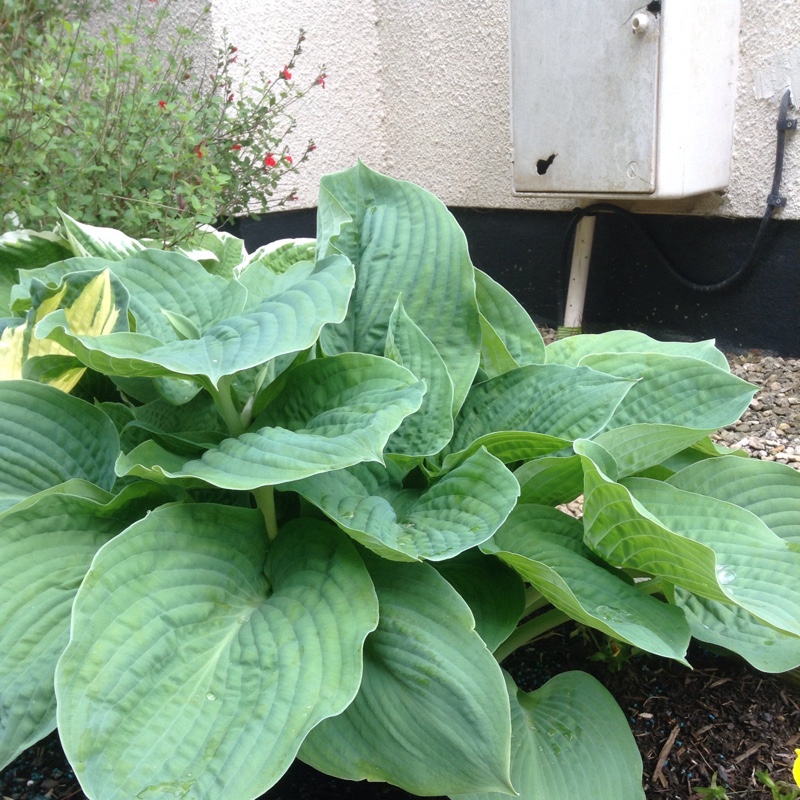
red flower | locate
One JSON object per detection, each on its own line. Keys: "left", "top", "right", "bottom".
{"left": 158, "top": 99, "right": 167, "bottom": 109}
{"left": 227, "top": 93, "right": 234, "bottom": 103}
{"left": 264, "top": 153, "right": 277, "bottom": 168}
{"left": 308, "top": 144, "right": 317, "bottom": 151}
{"left": 195, "top": 145, "right": 203, "bottom": 158}
{"left": 285, "top": 154, "right": 293, "bottom": 164}
{"left": 316, "top": 73, "right": 327, "bottom": 89}
{"left": 231, "top": 143, "right": 242, "bottom": 151}
{"left": 281, "top": 66, "right": 292, "bottom": 80}
{"left": 183, "top": 73, "right": 190, "bottom": 80}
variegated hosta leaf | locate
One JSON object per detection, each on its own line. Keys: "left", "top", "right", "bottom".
{"left": 58, "top": 210, "right": 146, "bottom": 260}
{"left": 442, "top": 364, "right": 634, "bottom": 467}
{"left": 318, "top": 162, "right": 481, "bottom": 412}
{"left": 672, "top": 587, "right": 800, "bottom": 673}
{"left": 0, "top": 381, "right": 119, "bottom": 511}
{"left": 514, "top": 455, "right": 584, "bottom": 506}
{"left": 0, "top": 483, "right": 166, "bottom": 770}
{"left": 454, "top": 671, "right": 645, "bottom": 800}
{"left": 300, "top": 554, "right": 513, "bottom": 796}
{"left": 580, "top": 352, "right": 756, "bottom": 431}
{"left": 593, "top": 423, "right": 716, "bottom": 478}
{"left": 117, "top": 354, "right": 426, "bottom": 490}
{"left": 283, "top": 447, "right": 519, "bottom": 562}
{"left": 433, "top": 549, "right": 526, "bottom": 652}
{"left": 55, "top": 507, "right": 379, "bottom": 800}
{"left": 475, "top": 268, "right": 545, "bottom": 371}
{"left": 0, "top": 230, "right": 73, "bottom": 315}
{"left": 621, "top": 477, "right": 800, "bottom": 638}
{"left": 11, "top": 257, "right": 111, "bottom": 315}
{"left": 0, "top": 269, "right": 127, "bottom": 391}
{"left": 484, "top": 505, "right": 690, "bottom": 662}
{"left": 36, "top": 253, "right": 355, "bottom": 388}
{"left": 545, "top": 329, "right": 729, "bottom": 370}
{"left": 667, "top": 456, "right": 800, "bottom": 544}
{"left": 384, "top": 298, "right": 455, "bottom": 456}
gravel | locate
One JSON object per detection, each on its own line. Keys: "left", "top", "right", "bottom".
{"left": 538, "top": 327, "right": 800, "bottom": 470}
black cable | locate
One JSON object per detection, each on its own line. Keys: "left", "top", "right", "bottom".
{"left": 558, "top": 88, "right": 796, "bottom": 324}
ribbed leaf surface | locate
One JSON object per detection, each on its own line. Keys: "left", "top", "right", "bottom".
{"left": 673, "top": 588, "right": 800, "bottom": 673}
{"left": 668, "top": 456, "right": 800, "bottom": 544}
{"left": 285, "top": 448, "right": 519, "bottom": 561}
{"left": 0, "top": 381, "right": 118, "bottom": 510}
{"left": 545, "top": 329, "right": 728, "bottom": 370}
{"left": 0, "top": 484, "right": 164, "bottom": 770}
{"left": 58, "top": 211, "right": 146, "bottom": 260}
{"left": 318, "top": 163, "right": 481, "bottom": 411}
{"left": 454, "top": 671, "right": 645, "bottom": 800}
{"left": 300, "top": 555, "right": 513, "bottom": 796}
{"left": 486, "top": 505, "right": 689, "bottom": 661}
{"left": 55, "top": 508, "right": 378, "bottom": 800}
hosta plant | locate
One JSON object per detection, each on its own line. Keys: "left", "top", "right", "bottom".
{"left": 1, "top": 163, "right": 799, "bottom": 800}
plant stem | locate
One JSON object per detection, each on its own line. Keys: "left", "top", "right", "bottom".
{"left": 252, "top": 485, "right": 279, "bottom": 541}
{"left": 210, "top": 377, "right": 245, "bottom": 437}
{"left": 493, "top": 608, "right": 571, "bottom": 663}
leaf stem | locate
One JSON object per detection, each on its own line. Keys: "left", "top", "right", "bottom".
{"left": 210, "top": 377, "right": 245, "bottom": 437}
{"left": 252, "top": 485, "right": 279, "bottom": 541}
{"left": 493, "top": 608, "right": 571, "bottom": 663}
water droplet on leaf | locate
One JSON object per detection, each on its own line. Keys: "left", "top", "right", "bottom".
{"left": 206, "top": 691, "right": 216, "bottom": 701}
{"left": 715, "top": 566, "right": 736, "bottom": 585}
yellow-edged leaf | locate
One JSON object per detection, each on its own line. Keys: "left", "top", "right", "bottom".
{"left": 0, "top": 271, "right": 119, "bottom": 392}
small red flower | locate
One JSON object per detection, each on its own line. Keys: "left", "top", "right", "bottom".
{"left": 183, "top": 73, "right": 190, "bottom": 80}
{"left": 158, "top": 99, "right": 167, "bottom": 109}
{"left": 227, "top": 93, "right": 234, "bottom": 103}
{"left": 264, "top": 153, "right": 277, "bottom": 168}
{"left": 308, "top": 144, "right": 317, "bottom": 152}
{"left": 195, "top": 145, "right": 203, "bottom": 158}
{"left": 231, "top": 143, "right": 242, "bottom": 151}
{"left": 316, "top": 73, "right": 327, "bottom": 89}
{"left": 229, "top": 46, "right": 238, "bottom": 53}
{"left": 285, "top": 154, "right": 293, "bottom": 164}
{"left": 281, "top": 66, "right": 292, "bottom": 80}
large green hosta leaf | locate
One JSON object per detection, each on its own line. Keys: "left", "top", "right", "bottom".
{"left": 667, "top": 457, "right": 800, "bottom": 544}
{"left": 593, "top": 423, "right": 716, "bottom": 478}
{"left": 318, "top": 163, "right": 481, "bottom": 412}
{"left": 55, "top": 507, "right": 379, "bottom": 800}
{"left": 0, "top": 381, "right": 119, "bottom": 511}
{"left": 36, "top": 253, "right": 355, "bottom": 388}
{"left": 673, "top": 588, "right": 800, "bottom": 673}
{"left": 622, "top": 478, "right": 800, "bottom": 637}
{"left": 484, "top": 505, "right": 690, "bottom": 662}
{"left": 455, "top": 671, "right": 645, "bottom": 800}
{"left": 514, "top": 455, "right": 584, "bottom": 506}
{"left": 300, "top": 554, "right": 513, "bottom": 796}
{"left": 384, "top": 298, "right": 455, "bottom": 456}
{"left": 442, "top": 364, "right": 634, "bottom": 469}
{"left": 0, "top": 483, "right": 165, "bottom": 770}
{"left": 117, "top": 354, "right": 426, "bottom": 490}
{"left": 545, "top": 329, "right": 729, "bottom": 370}
{"left": 579, "top": 443, "right": 800, "bottom": 636}
{"left": 581, "top": 352, "right": 756, "bottom": 431}
{"left": 283, "top": 447, "right": 519, "bottom": 562}
{"left": 475, "top": 268, "right": 545, "bottom": 373}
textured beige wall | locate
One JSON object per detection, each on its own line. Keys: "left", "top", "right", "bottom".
{"left": 211, "top": 0, "right": 800, "bottom": 219}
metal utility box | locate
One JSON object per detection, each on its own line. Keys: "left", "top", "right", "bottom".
{"left": 510, "top": 1, "right": 741, "bottom": 199}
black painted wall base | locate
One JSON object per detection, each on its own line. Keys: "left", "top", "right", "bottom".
{"left": 234, "top": 207, "right": 800, "bottom": 357}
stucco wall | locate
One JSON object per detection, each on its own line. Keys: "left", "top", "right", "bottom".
{"left": 210, "top": 0, "right": 800, "bottom": 219}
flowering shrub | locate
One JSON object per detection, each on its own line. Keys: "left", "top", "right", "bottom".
{"left": 0, "top": 0, "right": 325, "bottom": 244}
{"left": 0, "top": 165, "right": 798, "bottom": 800}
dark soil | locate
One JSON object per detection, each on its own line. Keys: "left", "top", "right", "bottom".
{"left": 2, "top": 628, "right": 798, "bottom": 800}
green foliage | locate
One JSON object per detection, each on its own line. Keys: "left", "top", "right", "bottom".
{"left": 1, "top": 163, "right": 800, "bottom": 800}
{"left": 0, "top": 0, "right": 324, "bottom": 244}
